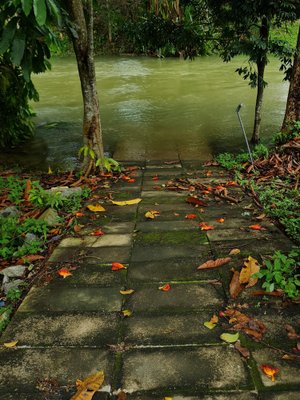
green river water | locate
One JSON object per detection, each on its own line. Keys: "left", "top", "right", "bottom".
{"left": 1, "top": 55, "right": 289, "bottom": 169}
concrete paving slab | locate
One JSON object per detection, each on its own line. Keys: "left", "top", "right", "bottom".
{"left": 127, "top": 258, "right": 219, "bottom": 282}
{"left": 91, "top": 234, "right": 132, "bottom": 247}
{"left": 0, "top": 348, "right": 112, "bottom": 387}
{"left": 121, "top": 346, "right": 251, "bottom": 392}
{"left": 260, "top": 392, "right": 300, "bottom": 400}
{"left": 134, "top": 231, "right": 208, "bottom": 246}
{"left": 18, "top": 286, "right": 123, "bottom": 313}
{"left": 124, "top": 312, "right": 223, "bottom": 345}
{"left": 129, "top": 393, "right": 258, "bottom": 400}
{"left": 0, "top": 390, "right": 110, "bottom": 400}
{"left": 252, "top": 348, "right": 300, "bottom": 389}
{"left": 126, "top": 283, "right": 224, "bottom": 313}
{"left": 136, "top": 220, "right": 200, "bottom": 232}
{"left": 49, "top": 245, "right": 131, "bottom": 263}
{"left": 142, "top": 191, "right": 187, "bottom": 198}
{"left": 58, "top": 236, "right": 97, "bottom": 247}
{"left": 131, "top": 244, "right": 211, "bottom": 262}
{"left": 0, "top": 312, "right": 119, "bottom": 347}
{"left": 206, "top": 228, "right": 277, "bottom": 242}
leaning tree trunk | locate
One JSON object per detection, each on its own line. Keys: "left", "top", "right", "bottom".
{"left": 252, "top": 57, "right": 267, "bottom": 144}
{"left": 65, "top": 0, "right": 104, "bottom": 174}
{"left": 282, "top": 26, "right": 300, "bottom": 131}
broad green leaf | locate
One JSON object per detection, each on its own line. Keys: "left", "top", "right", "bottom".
{"left": 0, "top": 20, "right": 17, "bottom": 54}
{"left": 46, "top": 0, "right": 61, "bottom": 25}
{"left": 11, "top": 33, "right": 26, "bottom": 66}
{"left": 21, "top": 0, "right": 33, "bottom": 16}
{"left": 220, "top": 332, "right": 239, "bottom": 343}
{"left": 33, "top": 0, "right": 47, "bottom": 26}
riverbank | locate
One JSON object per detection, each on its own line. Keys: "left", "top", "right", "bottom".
{"left": 0, "top": 160, "right": 299, "bottom": 399}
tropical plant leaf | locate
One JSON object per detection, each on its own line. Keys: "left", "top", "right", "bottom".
{"left": 33, "top": 0, "right": 47, "bottom": 26}
{"left": 11, "top": 32, "right": 26, "bottom": 66}
{"left": 21, "top": 0, "right": 33, "bottom": 16}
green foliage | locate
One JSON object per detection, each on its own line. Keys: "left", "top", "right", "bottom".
{"left": 273, "top": 120, "right": 300, "bottom": 145}
{"left": 6, "top": 288, "right": 22, "bottom": 302}
{"left": 95, "top": 157, "right": 121, "bottom": 173}
{"left": 252, "top": 144, "right": 269, "bottom": 159}
{"left": 255, "top": 249, "right": 300, "bottom": 298}
{"left": 0, "top": 305, "right": 13, "bottom": 333}
{"left": 216, "top": 144, "right": 268, "bottom": 170}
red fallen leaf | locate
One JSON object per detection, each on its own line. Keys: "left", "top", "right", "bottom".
{"left": 249, "top": 224, "right": 263, "bottom": 230}
{"left": 58, "top": 268, "right": 73, "bottom": 278}
{"left": 185, "top": 214, "right": 197, "bottom": 219}
{"left": 127, "top": 179, "right": 135, "bottom": 183}
{"left": 91, "top": 229, "right": 104, "bottom": 236}
{"left": 198, "top": 222, "right": 214, "bottom": 230}
{"left": 251, "top": 290, "right": 283, "bottom": 297}
{"left": 152, "top": 186, "right": 162, "bottom": 190}
{"left": 159, "top": 283, "right": 171, "bottom": 291}
{"left": 17, "top": 254, "right": 45, "bottom": 264}
{"left": 227, "top": 181, "right": 238, "bottom": 186}
{"left": 112, "top": 262, "right": 127, "bottom": 271}
{"left": 186, "top": 196, "right": 207, "bottom": 207}
{"left": 216, "top": 218, "right": 225, "bottom": 223}
{"left": 207, "top": 187, "right": 213, "bottom": 191}
{"left": 197, "top": 257, "right": 231, "bottom": 270}
{"left": 214, "top": 185, "right": 225, "bottom": 190}
{"left": 261, "top": 364, "right": 279, "bottom": 382}
{"left": 74, "top": 224, "right": 83, "bottom": 233}
{"left": 75, "top": 212, "right": 84, "bottom": 217}
{"left": 152, "top": 175, "right": 159, "bottom": 180}
{"left": 122, "top": 175, "right": 131, "bottom": 181}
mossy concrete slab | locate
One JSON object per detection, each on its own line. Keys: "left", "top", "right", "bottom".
{"left": 141, "top": 191, "right": 186, "bottom": 199}
{"left": 18, "top": 286, "right": 123, "bottom": 313}
{"left": 134, "top": 231, "right": 208, "bottom": 246}
{"left": 260, "top": 392, "right": 300, "bottom": 400}
{"left": 48, "top": 246, "right": 131, "bottom": 263}
{"left": 58, "top": 236, "right": 98, "bottom": 247}
{"left": 131, "top": 244, "right": 211, "bottom": 262}
{"left": 136, "top": 221, "right": 200, "bottom": 232}
{"left": 79, "top": 222, "right": 135, "bottom": 235}
{"left": 252, "top": 348, "right": 300, "bottom": 389}
{"left": 123, "top": 312, "right": 223, "bottom": 345}
{"left": 0, "top": 389, "right": 110, "bottom": 400}
{"left": 121, "top": 346, "right": 251, "bottom": 392}
{"left": 129, "top": 393, "right": 258, "bottom": 400}
{"left": 0, "top": 348, "right": 112, "bottom": 387}
{"left": 0, "top": 312, "right": 119, "bottom": 347}
{"left": 49, "top": 264, "right": 127, "bottom": 286}
{"left": 127, "top": 258, "right": 219, "bottom": 283}
{"left": 126, "top": 283, "right": 224, "bottom": 313}
{"left": 206, "top": 228, "right": 278, "bottom": 242}
{"left": 58, "top": 234, "right": 132, "bottom": 247}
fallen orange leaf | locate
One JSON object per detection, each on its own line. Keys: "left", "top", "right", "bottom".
{"left": 227, "top": 181, "right": 238, "bottom": 186}
{"left": 75, "top": 212, "right": 84, "bottom": 217}
{"left": 198, "top": 222, "right": 214, "bottom": 230}
{"left": 216, "top": 218, "right": 225, "bottom": 223}
{"left": 185, "top": 214, "right": 197, "bottom": 219}
{"left": 73, "top": 224, "right": 83, "bottom": 233}
{"left": 127, "top": 179, "right": 135, "bottom": 183}
{"left": 159, "top": 283, "right": 171, "bottom": 291}
{"left": 58, "top": 268, "right": 72, "bottom": 278}
{"left": 90, "top": 229, "right": 104, "bottom": 236}
{"left": 249, "top": 224, "right": 263, "bottom": 230}
{"left": 16, "top": 254, "right": 45, "bottom": 264}
{"left": 261, "top": 364, "right": 279, "bottom": 382}
{"left": 229, "top": 270, "right": 243, "bottom": 299}
{"left": 228, "top": 248, "right": 240, "bottom": 256}
{"left": 71, "top": 371, "right": 104, "bottom": 400}
{"left": 112, "top": 263, "right": 127, "bottom": 271}
{"left": 186, "top": 196, "right": 207, "bottom": 207}
{"left": 197, "top": 257, "right": 231, "bottom": 270}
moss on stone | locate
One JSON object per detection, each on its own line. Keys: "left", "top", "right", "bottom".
{"left": 135, "top": 230, "right": 208, "bottom": 246}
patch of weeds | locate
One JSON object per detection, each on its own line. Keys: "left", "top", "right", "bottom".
{"left": 216, "top": 144, "right": 269, "bottom": 171}
{"left": 0, "top": 288, "right": 23, "bottom": 333}
{"left": 255, "top": 249, "right": 300, "bottom": 298}
{"left": 273, "top": 120, "right": 300, "bottom": 145}
{"left": 0, "top": 216, "right": 49, "bottom": 259}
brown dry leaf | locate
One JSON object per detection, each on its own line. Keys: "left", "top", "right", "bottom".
{"left": 230, "top": 270, "right": 244, "bottom": 299}
{"left": 239, "top": 256, "right": 260, "bottom": 288}
{"left": 256, "top": 213, "right": 266, "bottom": 220}
{"left": 228, "top": 248, "right": 240, "bottom": 256}
{"left": 73, "top": 224, "right": 83, "bottom": 233}
{"left": 224, "top": 308, "right": 266, "bottom": 341}
{"left": 285, "top": 324, "right": 300, "bottom": 339}
{"left": 117, "top": 390, "right": 127, "bottom": 400}
{"left": 234, "top": 340, "right": 250, "bottom": 359}
{"left": 210, "top": 314, "right": 219, "bottom": 324}
{"left": 24, "top": 179, "right": 32, "bottom": 201}
{"left": 282, "top": 353, "right": 300, "bottom": 361}
{"left": 197, "top": 257, "right": 231, "bottom": 270}
{"left": 71, "top": 371, "right": 104, "bottom": 400}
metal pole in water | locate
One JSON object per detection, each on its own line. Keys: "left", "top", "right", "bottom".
{"left": 236, "top": 104, "right": 254, "bottom": 165}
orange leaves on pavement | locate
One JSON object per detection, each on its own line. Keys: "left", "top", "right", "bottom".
{"left": 228, "top": 248, "right": 240, "bottom": 256}
{"left": 75, "top": 212, "right": 84, "bottom": 217}
{"left": 186, "top": 196, "right": 207, "bottom": 207}
{"left": 204, "top": 314, "right": 219, "bottom": 330}
{"left": 260, "top": 365, "right": 279, "bottom": 382}
{"left": 239, "top": 256, "right": 260, "bottom": 288}
{"left": 152, "top": 175, "right": 159, "bottom": 180}
{"left": 185, "top": 214, "right": 197, "bottom": 219}
{"left": 24, "top": 179, "right": 31, "bottom": 201}
{"left": 57, "top": 268, "right": 72, "bottom": 279}
{"left": 86, "top": 204, "right": 106, "bottom": 212}
{"left": 197, "top": 257, "right": 231, "bottom": 270}
{"left": 216, "top": 218, "right": 225, "bottom": 223}
{"left": 112, "top": 263, "right": 127, "bottom": 271}
{"left": 71, "top": 370, "right": 104, "bottom": 400}
{"left": 198, "top": 222, "right": 214, "bottom": 231}
{"left": 90, "top": 229, "right": 104, "bottom": 236}
{"left": 159, "top": 283, "right": 171, "bottom": 291}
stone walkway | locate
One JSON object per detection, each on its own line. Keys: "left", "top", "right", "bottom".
{"left": 0, "top": 161, "right": 299, "bottom": 399}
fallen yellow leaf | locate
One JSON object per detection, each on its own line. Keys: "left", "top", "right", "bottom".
{"left": 111, "top": 198, "right": 142, "bottom": 206}
{"left": 120, "top": 289, "right": 135, "bottom": 295}
{"left": 228, "top": 248, "right": 240, "bottom": 256}
{"left": 122, "top": 309, "right": 132, "bottom": 317}
{"left": 87, "top": 204, "right": 106, "bottom": 212}
{"left": 239, "top": 256, "right": 260, "bottom": 287}
{"left": 3, "top": 341, "right": 18, "bottom": 348}
{"left": 71, "top": 371, "right": 104, "bottom": 400}
{"left": 220, "top": 332, "right": 239, "bottom": 343}
{"left": 204, "top": 321, "right": 217, "bottom": 330}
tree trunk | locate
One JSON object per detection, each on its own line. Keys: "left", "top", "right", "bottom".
{"left": 251, "top": 17, "right": 269, "bottom": 144}
{"left": 282, "top": 26, "right": 300, "bottom": 131}
{"left": 65, "top": 0, "right": 104, "bottom": 173}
